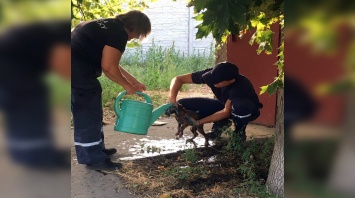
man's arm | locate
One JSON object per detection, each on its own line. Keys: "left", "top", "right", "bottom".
{"left": 101, "top": 45, "right": 136, "bottom": 94}
{"left": 168, "top": 73, "right": 193, "bottom": 104}
{"left": 197, "top": 100, "right": 232, "bottom": 125}
{"left": 119, "top": 65, "right": 146, "bottom": 91}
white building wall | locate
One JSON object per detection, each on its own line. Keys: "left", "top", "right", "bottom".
{"left": 125, "top": 0, "right": 214, "bottom": 56}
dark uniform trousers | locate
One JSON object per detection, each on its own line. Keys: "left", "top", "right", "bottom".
{"left": 71, "top": 81, "right": 108, "bottom": 164}
{"left": 177, "top": 97, "right": 260, "bottom": 131}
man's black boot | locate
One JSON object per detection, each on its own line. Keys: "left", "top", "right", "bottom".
{"left": 206, "top": 119, "right": 232, "bottom": 140}
{"left": 86, "top": 158, "right": 122, "bottom": 170}
{"left": 103, "top": 148, "right": 117, "bottom": 156}
{"left": 234, "top": 124, "right": 247, "bottom": 142}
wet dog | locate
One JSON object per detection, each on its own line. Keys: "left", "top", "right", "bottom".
{"left": 166, "top": 103, "right": 209, "bottom": 147}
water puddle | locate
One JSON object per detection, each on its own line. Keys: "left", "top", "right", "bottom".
{"left": 207, "top": 156, "right": 216, "bottom": 163}
{"left": 119, "top": 135, "right": 214, "bottom": 160}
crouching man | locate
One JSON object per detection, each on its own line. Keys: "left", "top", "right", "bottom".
{"left": 168, "top": 62, "right": 263, "bottom": 141}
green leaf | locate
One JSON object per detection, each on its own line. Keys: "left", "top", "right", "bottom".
{"left": 260, "top": 85, "right": 268, "bottom": 95}
{"left": 212, "top": 25, "right": 222, "bottom": 42}
{"left": 254, "top": 0, "right": 262, "bottom": 7}
{"left": 201, "top": 11, "right": 217, "bottom": 26}
{"left": 262, "top": 29, "right": 273, "bottom": 38}
{"left": 214, "top": 0, "right": 229, "bottom": 32}
{"left": 228, "top": 0, "right": 250, "bottom": 25}
{"left": 251, "top": 20, "right": 258, "bottom": 27}
{"left": 84, "top": 2, "right": 91, "bottom": 8}
{"left": 256, "top": 22, "right": 265, "bottom": 31}
{"left": 188, "top": 0, "right": 207, "bottom": 13}
{"left": 275, "top": 59, "right": 284, "bottom": 70}
{"left": 264, "top": 43, "right": 273, "bottom": 54}
{"left": 221, "top": 32, "right": 229, "bottom": 43}
{"left": 195, "top": 24, "right": 211, "bottom": 39}
{"left": 260, "top": 79, "right": 282, "bottom": 95}
{"left": 194, "top": 13, "right": 204, "bottom": 21}
{"left": 267, "top": 82, "right": 277, "bottom": 95}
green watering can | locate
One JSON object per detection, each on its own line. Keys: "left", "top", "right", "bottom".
{"left": 114, "top": 91, "right": 173, "bottom": 135}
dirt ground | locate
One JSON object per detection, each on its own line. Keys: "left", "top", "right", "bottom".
{"left": 71, "top": 117, "right": 275, "bottom": 198}
{"left": 71, "top": 86, "right": 276, "bottom": 197}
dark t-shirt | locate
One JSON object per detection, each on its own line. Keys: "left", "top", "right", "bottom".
{"left": 71, "top": 18, "right": 128, "bottom": 88}
{"left": 191, "top": 68, "right": 261, "bottom": 107}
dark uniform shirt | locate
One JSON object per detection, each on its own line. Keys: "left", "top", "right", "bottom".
{"left": 191, "top": 68, "right": 261, "bottom": 107}
{"left": 71, "top": 18, "right": 128, "bottom": 88}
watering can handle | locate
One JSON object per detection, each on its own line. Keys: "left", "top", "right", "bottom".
{"left": 114, "top": 91, "right": 153, "bottom": 118}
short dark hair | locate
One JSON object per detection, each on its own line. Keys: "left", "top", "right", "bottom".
{"left": 116, "top": 10, "right": 151, "bottom": 40}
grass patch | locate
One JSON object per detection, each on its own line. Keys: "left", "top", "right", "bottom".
{"left": 121, "top": 42, "right": 214, "bottom": 90}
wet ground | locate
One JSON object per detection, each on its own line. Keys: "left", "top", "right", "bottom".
{"left": 70, "top": 117, "right": 275, "bottom": 197}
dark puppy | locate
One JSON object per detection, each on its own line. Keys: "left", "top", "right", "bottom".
{"left": 167, "top": 103, "right": 209, "bottom": 147}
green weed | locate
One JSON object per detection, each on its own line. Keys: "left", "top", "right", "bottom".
{"left": 182, "top": 148, "right": 198, "bottom": 164}
{"left": 162, "top": 147, "right": 203, "bottom": 180}
{"left": 163, "top": 166, "right": 208, "bottom": 180}
{"left": 223, "top": 128, "right": 276, "bottom": 197}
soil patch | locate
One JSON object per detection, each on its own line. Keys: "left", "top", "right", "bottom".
{"left": 114, "top": 138, "right": 274, "bottom": 198}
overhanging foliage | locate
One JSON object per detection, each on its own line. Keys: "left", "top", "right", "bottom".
{"left": 187, "top": 0, "right": 284, "bottom": 95}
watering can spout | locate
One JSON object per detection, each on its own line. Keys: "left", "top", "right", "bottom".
{"left": 150, "top": 103, "right": 173, "bottom": 126}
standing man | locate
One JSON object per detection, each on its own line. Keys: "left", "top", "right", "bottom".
{"left": 71, "top": 10, "right": 151, "bottom": 169}
{"left": 168, "top": 62, "right": 263, "bottom": 141}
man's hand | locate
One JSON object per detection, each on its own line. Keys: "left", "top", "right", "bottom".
{"left": 186, "top": 115, "right": 200, "bottom": 127}
{"left": 124, "top": 83, "right": 137, "bottom": 95}
{"left": 133, "top": 82, "right": 146, "bottom": 92}
{"left": 165, "top": 105, "right": 178, "bottom": 117}
{"left": 168, "top": 97, "right": 177, "bottom": 106}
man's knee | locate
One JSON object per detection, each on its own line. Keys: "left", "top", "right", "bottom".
{"left": 176, "top": 98, "right": 190, "bottom": 107}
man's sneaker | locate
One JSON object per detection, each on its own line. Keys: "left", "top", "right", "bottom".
{"left": 85, "top": 158, "right": 122, "bottom": 170}
{"left": 206, "top": 119, "right": 232, "bottom": 140}
{"left": 103, "top": 148, "right": 117, "bottom": 156}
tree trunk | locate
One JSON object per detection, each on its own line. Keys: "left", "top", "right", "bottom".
{"left": 266, "top": 88, "right": 284, "bottom": 197}
{"left": 214, "top": 41, "right": 227, "bottom": 64}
